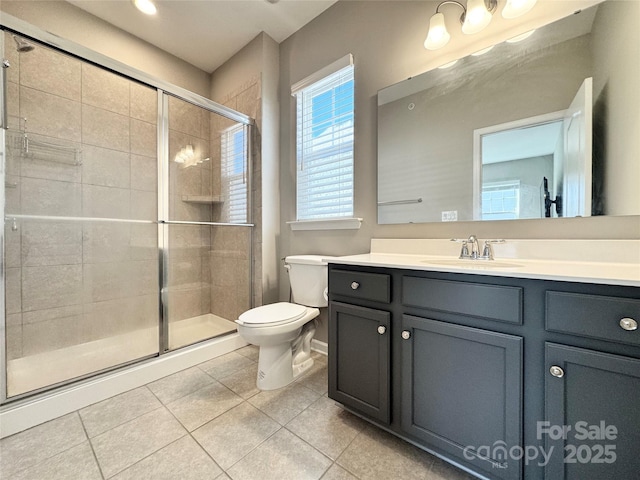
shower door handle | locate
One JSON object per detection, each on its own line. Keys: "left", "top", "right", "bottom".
{"left": 1, "top": 59, "right": 9, "bottom": 130}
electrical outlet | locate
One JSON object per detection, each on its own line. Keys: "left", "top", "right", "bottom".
{"left": 442, "top": 210, "right": 458, "bottom": 222}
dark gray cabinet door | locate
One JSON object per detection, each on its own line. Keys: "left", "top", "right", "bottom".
{"left": 329, "top": 301, "right": 391, "bottom": 424}
{"left": 401, "top": 315, "right": 523, "bottom": 480}
{"left": 545, "top": 343, "right": 640, "bottom": 480}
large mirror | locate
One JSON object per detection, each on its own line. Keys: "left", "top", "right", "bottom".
{"left": 377, "top": 0, "right": 639, "bottom": 224}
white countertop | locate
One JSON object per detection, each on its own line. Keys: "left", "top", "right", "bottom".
{"left": 326, "top": 239, "right": 640, "bottom": 287}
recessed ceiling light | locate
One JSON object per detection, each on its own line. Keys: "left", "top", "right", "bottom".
{"left": 133, "top": 0, "right": 157, "bottom": 15}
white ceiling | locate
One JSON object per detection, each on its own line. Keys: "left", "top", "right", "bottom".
{"left": 68, "top": 0, "right": 338, "bottom": 73}
{"left": 482, "top": 120, "right": 565, "bottom": 164}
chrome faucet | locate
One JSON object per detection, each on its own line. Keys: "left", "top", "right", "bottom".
{"left": 467, "top": 235, "right": 480, "bottom": 259}
{"left": 452, "top": 236, "right": 505, "bottom": 260}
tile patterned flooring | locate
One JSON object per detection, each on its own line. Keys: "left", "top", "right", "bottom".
{"left": 0, "top": 347, "right": 475, "bottom": 480}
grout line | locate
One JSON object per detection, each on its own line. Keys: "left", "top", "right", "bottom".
{"left": 78, "top": 411, "right": 107, "bottom": 480}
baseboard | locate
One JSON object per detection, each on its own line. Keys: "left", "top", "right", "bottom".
{"left": 0, "top": 334, "right": 247, "bottom": 439}
{"left": 311, "top": 339, "right": 328, "bottom": 356}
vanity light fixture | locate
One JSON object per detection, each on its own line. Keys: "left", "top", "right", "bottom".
{"left": 502, "top": 0, "right": 537, "bottom": 19}
{"left": 132, "top": 0, "right": 157, "bottom": 15}
{"left": 424, "top": 0, "right": 497, "bottom": 50}
{"left": 424, "top": 0, "right": 538, "bottom": 50}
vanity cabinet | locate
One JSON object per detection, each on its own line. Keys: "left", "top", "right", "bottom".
{"left": 329, "top": 302, "right": 391, "bottom": 423}
{"left": 401, "top": 315, "right": 522, "bottom": 478}
{"left": 545, "top": 343, "right": 640, "bottom": 480}
{"left": 328, "top": 263, "right": 640, "bottom": 480}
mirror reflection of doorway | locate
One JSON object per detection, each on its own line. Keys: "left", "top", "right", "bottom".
{"left": 473, "top": 77, "right": 593, "bottom": 220}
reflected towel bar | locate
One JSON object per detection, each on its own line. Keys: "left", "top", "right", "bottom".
{"left": 378, "top": 198, "right": 423, "bottom": 206}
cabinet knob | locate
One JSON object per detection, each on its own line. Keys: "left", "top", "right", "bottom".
{"left": 549, "top": 366, "right": 564, "bottom": 378}
{"left": 401, "top": 330, "right": 411, "bottom": 340}
{"left": 377, "top": 325, "right": 387, "bottom": 335}
{"left": 350, "top": 281, "right": 360, "bottom": 290}
{"left": 620, "top": 317, "right": 638, "bottom": 331}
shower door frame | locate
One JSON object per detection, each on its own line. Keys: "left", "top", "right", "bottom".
{"left": 0, "top": 14, "right": 255, "bottom": 404}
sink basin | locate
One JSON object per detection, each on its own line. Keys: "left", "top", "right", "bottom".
{"left": 421, "top": 259, "right": 523, "bottom": 269}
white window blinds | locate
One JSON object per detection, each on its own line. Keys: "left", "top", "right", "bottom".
{"left": 293, "top": 55, "right": 354, "bottom": 220}
{"left": 221, "top": 124, "right": 248, "bottom": 223}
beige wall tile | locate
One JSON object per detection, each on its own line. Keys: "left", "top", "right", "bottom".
{"left": 168, "top": 287, "right": 206, "bottom": 322}
{"left": 130, "top": 82, "right": 157, "bottom": 124}
{"left": 82, "top": 184, "right": 130, "bottom": 219}
{"left": 82, "top": 145, "right": 131, "bottom": 188}
{"left": 22, "top": 264, "right": 83, "bottom": 312}
{"left": 127, "top": 260, "right": 158, "bottom": 297}
{"left": 5, "top": 267, "right": 22, "bottom": 314}
{"left": 168, "top": 96, "right": 203, "bottom": 137}
{"left": 20, "top": 43, "right": 81, "bottom": 101}
{"left": 130, "top": 190, "right": 157, "bottom": 221}
{"left": 82, "top": 63, "right": 130, "bottom": 116}
{"left": 22, "top": 312, "right": 84, "bottom": 355}
{"left": 21, "top": 177, "right": 82, "bottom": 217}
{"left": 4, "top": 223, "right": 21, "bottom": 268}
{"left": 20, "top": 86, "right": 81, "bottom": 142}
{"left": 236, "top": 83, "right": 259, "bottom": 118}
{"left": 129, "top": 224, "right": 158, "bottom": 261}
{"left": 23, "top": 304, "right": 84, "bottom": 325}
{"left": 82, "top": 104, "right": 130, "bottom": 152}
{"left": 131, "top": 154, "right": 158, "bottom": 192}
{"left": 130, "top": 119, "right": 156, "bottom": 157}
{"left": 128, "top": 294, "right": 159, "bottom": 330}
{"left": 21, "top": 221, "right": 82, "bottom": 266}
{"left": 7, "top": 81, "right": 20, "bottom": 120}
{"left": 83, "top": 262, "right": 132, "bottom": 303}
{"left": 4, "top": 32, "right": 20, "bottom": 84}
{"left": 82, "top": 222, "right": 131, "bottom": 264}
{"left": 82, "top": 298, "right": 132, "bottom": 340}
{"left": 6, "top": 324, "right": 23, "bottom": 360}
{"left": 4, "top": 174, "right": 21, "bottom": 214}
{"left": 168, "top": 255, "right": 203, "bottom": 288}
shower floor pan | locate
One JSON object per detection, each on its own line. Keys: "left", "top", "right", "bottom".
{"left": 6, "top": 313, "right": 237, "bottom": 398}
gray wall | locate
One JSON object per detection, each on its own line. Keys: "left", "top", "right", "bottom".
{"left": 591, "top": 0, "right": 640, "bottom": 215}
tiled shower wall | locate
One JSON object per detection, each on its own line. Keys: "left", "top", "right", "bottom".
{"left": 210, "top": 75, "right": 262, "bottom": 317}
{"left": 4, "top": 35, "right": 159, "bottom": 360}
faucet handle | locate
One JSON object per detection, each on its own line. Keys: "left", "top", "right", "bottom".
{"left": 451, "top": 238, "right": 470, "bottom": 259}
{"left": 481, "top": 239, "right": 505, "bottom": 260}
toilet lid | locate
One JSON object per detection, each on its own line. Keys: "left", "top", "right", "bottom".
{"left": 237, "top": 302, "right": 307, "bottom": 327}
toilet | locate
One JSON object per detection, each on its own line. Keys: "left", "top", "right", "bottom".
{"left": 235, "top": 255, "right": 330, "bottom": 390}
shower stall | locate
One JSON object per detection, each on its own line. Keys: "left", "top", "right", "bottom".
{"left": 0, "top": 24, "right": 254, "bottom": 402}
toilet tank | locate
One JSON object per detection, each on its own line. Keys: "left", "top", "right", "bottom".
{"left": 285, "top": 255, "right": 332, "bottom": 307}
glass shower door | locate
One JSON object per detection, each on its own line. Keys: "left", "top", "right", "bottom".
{"left": 164, "top": 95, "right": 252, "bottom": 350}
{"left": 2, "top": 33, "right": 159, "bottom": 397}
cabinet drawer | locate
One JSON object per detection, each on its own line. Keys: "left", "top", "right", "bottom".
{"left": 402, "top": 276, "right": 522, "bottom": 324}
{"left": 546, "top": 291, "right": 640, "bottom": 347}
{"left": 330, "top": 270, "right": 391, "bottom": 303}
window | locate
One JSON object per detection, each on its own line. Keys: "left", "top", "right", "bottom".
{"left": 221, "top": 123, "right": 248, "bottom": 223}
{"left": 293, "top": 55, "right": 354, "bottom": 220}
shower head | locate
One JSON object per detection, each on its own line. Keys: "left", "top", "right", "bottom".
{"left": 13, "top": 35, "right": 34, "bottom": 53}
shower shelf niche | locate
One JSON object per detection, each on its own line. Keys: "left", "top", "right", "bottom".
{"left": 181, "top": 195, "right": 224, "bottom": 204}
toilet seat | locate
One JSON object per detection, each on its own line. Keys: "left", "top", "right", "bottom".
{"left": 237, "top": 302, "right": 308, "bottom": 327}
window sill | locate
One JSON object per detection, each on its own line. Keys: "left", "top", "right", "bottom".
{"left": 287, "top": 218, "right": 362, "bottom": 231}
